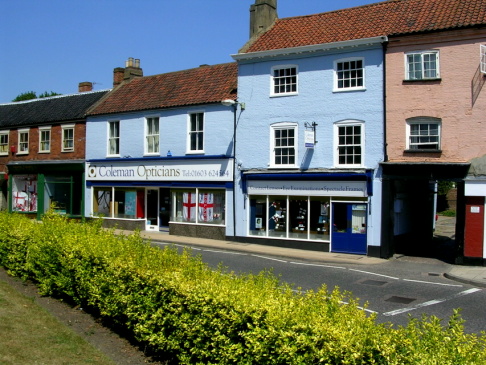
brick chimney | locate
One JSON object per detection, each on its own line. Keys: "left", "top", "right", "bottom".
{"left": 78, "top": 81, "right": 93, "bottom": 92}
{"left": 250, "top": 0, "right": 277, "bottom": 39}
{"left": 113, "top": 58, "right": 143, "bottom": 87}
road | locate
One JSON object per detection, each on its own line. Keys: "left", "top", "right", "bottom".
{"left": 161, "top": 242, "right": 485, "bottom": 334}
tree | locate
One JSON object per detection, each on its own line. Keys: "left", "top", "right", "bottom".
{"left": 12, "top": 91, "right": 61, "bottom": 102}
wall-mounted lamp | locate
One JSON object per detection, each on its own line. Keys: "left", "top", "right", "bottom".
{"left": 221, "top": 99, "right": 245, "bottom": 110}
{"left": 167, "top": 150, "right": 172, "bottom": 157}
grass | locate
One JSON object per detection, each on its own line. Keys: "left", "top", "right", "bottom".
{"left": 0, "top": 279, "right": 115, "bottom": 365}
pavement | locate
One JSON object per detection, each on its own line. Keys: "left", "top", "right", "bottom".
{"left": 113, "top": 216, "right": 486, "bottom": 289}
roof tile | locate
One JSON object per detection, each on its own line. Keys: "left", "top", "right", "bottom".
{"left": 244, "top": 0, "right": 486, "bottom": 53}
{"left": 89, "top": 62, "right": 237, "bottom": 116}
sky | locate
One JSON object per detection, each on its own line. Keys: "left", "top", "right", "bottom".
{"left": 0, "top": 0, "right": 378, "bottom": 104}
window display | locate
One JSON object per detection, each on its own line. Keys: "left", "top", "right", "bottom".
{"left": 174, "top": 189, "right": 225, "bottom": 225}
{"left": 12, "top": 175, "right": 37, "bottom": 212}
{"left": 249, "top": 195, "right": 331, "bottom": 241}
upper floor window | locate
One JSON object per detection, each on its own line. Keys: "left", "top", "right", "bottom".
{"left": 334, "top": 121, "right": 364, "bottom": 167}
{"left": 145, "top": 116, "right": 159, "bottom": 154}
{"left": 271, "top": 65, "right": 297, "bottom": 96}
{"left": 335, "top": 58, "right": 364, "bottom": 90}
{"left": 0, "top": 131, "right": 8, "bottom": 155}
{"left": 270, "top": 122, "right": 297, "bottom": 168}
{"left": 405, "top": 50, "right": 439, "bottom": 80}
{"left": 18, "top": 129, "right": 29, "bottom": 154}
{"left": 406, "top": 117, "right": 441, "bottom": 151}
{"left": 39, "top": 126, "right": 51, "bottom": 153}
{"left": 481, "top": 45, "right": 486, "bottom": 74}
{"left": 108, "top": 121, "right": 120, "bottom": 156}
{"left": 188, "top": 112, "right": 204, "bottom": 153}
{"left": 62, "top": 124, "right": 75, "bottom": 152}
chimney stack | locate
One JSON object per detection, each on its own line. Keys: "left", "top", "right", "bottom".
{"left": 78, "top": 81, "right": 93, "bottom": 92}
{"left": 250, "top": 0, "right": 277, "bottom": 39}
{"left": 113, "top": 58, "right": 143, "bottom": 87}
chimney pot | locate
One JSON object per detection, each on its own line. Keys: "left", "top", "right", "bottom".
{"left": 78, "top": 81, "right": 93, "bottom": 92}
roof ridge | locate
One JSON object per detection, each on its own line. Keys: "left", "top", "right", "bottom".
{"left": 0, "top": 89, "right": 111, "bottom": 106}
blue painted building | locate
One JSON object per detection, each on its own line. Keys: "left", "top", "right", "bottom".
{"left": 85, "top": 61, "right": 238, "bottom": 239}
{"left": 231, "top": 4, "right": 387, "bottom": 256}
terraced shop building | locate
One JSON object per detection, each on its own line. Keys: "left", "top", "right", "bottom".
{"left": 0, "top": 86, "right": 109, "bottom": 219}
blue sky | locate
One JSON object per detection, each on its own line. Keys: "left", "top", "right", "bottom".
{"left": 0, "top": 0, "right": 377, "bottom": 103}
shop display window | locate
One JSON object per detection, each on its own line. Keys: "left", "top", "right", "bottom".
{"left": 92, "top": 187, "right": 144, "bottom": 219}
{"left": 249, "top": 196, "right": 267, "bottom": 236}
{"left": 249, "top": 195, "right": 331, "bottom": 241}
{"left": 93, "top": 187, "right": 111, "bottom": 216}
{"left": 268, "top": 197, "right": 287, "bottom": 238}
{"left": 173, "top": 189, "right": 225, "bottom": 225}
{"left": 45, "top": 176, "right": 72, "bottom": 215}
{"left": 12, "top": 175, "right": 38, "bottom": 212}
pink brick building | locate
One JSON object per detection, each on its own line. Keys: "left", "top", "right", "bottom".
{"left": 382, "top": 26, "right": 486, "bottom": 264}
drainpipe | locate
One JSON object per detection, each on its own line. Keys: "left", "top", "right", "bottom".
{"left": 382, "top": 39, "right": 388, "bottom": 162}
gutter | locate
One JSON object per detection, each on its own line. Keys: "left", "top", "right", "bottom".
{"left": 232, "top": 36, "right": 388, "bottom": 61}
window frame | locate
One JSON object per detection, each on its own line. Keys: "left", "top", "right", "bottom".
{"left": 406, "top": 117, "right": 441, "bottom": 151}
{"left": 481, "top": 45, "right": 486, "bottom": 74}
{"left": 107, "top": 120, "right": 120, "bottom": 157}
{"left": 61, "top": 124, "right": 75, "bottom": 152}
{"left": 269, "top": 122, "right": 298, "bottom": 169}
{"left": 17, "top": 128, "right": 29, "bottom": 155}
{"left": 145, "top": 116, "right": 160, "bottom": 155}
{"left": 334, "top": 57, "right": 365, "bottom": 91}
{"left": 39, "top": 126, "right": 51, "bottom": 153}
{"left": 404, "top": 50, "right": 440, "bottom": 80}
{"left": 187, "top": 112, "right": 204, "bottom": 154}
{"left": 334, "top": 121, "right": 365, "bottom": 168}
{"left": 0, "top": 131, "right": 9, "bottom": 156}
{"left": 271, "top": 65, "right": 298, "bottom": 96}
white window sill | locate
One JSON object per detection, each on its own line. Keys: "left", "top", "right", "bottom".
{"left": 333, "top": 87, "right": 366, "bottom": 93}
{"left": 270, "top": 92, "right": 298, "bottom": 98}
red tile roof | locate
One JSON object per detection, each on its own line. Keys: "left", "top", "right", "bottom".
{"left": 88, "top": 63, "right": 237, "bottom": 116}
{"left": 244, "top": 0, "right": 486, "bottom": 53}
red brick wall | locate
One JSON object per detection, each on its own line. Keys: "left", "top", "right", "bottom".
{"left": 0, "top": 122, "right": 86, "bottom": 174}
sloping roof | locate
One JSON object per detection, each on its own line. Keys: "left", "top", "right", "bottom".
{"left": 88, "top": 62, "right": 238, "bottom": 116}
{"left": 244, "top": 0, "right": 486, "bottom": 53}
{"left": 0, "top": 90, "right": 109, "bottom": 128}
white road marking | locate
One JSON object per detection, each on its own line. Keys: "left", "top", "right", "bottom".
{"left": 251, "top": 255, "right": 288, "bottom": 263}
{"left": 348, "top": 269, "right": 399, "bottom": 280}
{"left": 290, "top": 262, "right": 346, "bottom": 270}
{"left": 403, "top": 279, "right": 463, "bottom": 287}
{"left": 383, "top": 288, "right": 482, "bottom": 316}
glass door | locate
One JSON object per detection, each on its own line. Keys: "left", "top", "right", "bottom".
{"left": 146, "top": 189, "right": 159, "bottom": 231}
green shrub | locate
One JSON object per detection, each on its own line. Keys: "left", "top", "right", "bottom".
{"left": 0, "top": 210, "right": 485, "bottom": 364}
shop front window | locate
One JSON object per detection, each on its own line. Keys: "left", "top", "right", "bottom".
{"left": 93, "top": 187, "right": 111, "bottom": 216}
{"left": 268, "top": 197, "right": 287, "bottom": 238}
{"left": 12, "top": 175, "right": 38, "bottom": 212}
{"left": 45, "top": 176, "right": 72, "bottom": 215}
{"left": 92, "top": 187, "right": 144, "bottom": 219}
{"left": 249, "top": 195, "right": 331, "bottom": 242}
{"left": 249, "top": 196, "right": 267, "bottom": 236}
{"left": 174, "top": 189, "right": 225, "bottom": 225}
{"left": 289, "top": 197, "right": 308, "bottom": 240}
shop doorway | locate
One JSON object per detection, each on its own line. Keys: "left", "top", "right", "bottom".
{"left": 159, "top": 188, "right": 171, "bottom": 230}
{"left": 331, "top": 203, "right": 367, "bottom": 254}
{"left": 146, "top": 189, "right": 159, "bottom": 231}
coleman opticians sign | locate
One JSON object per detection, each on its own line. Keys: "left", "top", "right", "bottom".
{"left": 86, "top": 159, "right": 233, "bottom": 182}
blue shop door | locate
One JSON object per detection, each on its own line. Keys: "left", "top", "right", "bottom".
{"left": 331, "top": 203, "right": 367, "bottom": 254}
